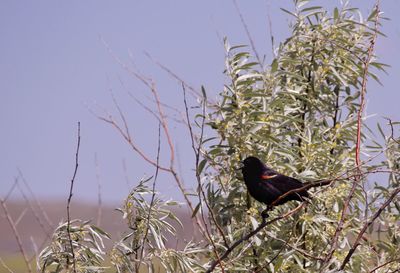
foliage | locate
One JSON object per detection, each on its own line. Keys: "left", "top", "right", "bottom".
{"left": 200, "top": 1, "right": 399, "bottom": 272}
{"left": 110, "top": 177, "right": 206, "bottom": 273}
{"left": 36, "top": 1, "right": 400, "bottom": 273}
{"left": 38, "top": 220, "right": 110, "bottom": 273}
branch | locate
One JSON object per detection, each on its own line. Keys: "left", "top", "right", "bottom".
{"left": 138, "top": 123, "right": 161, "bottom": 268}
{"left": 17, "top": 169, "right": 53, "bottom": 227}
{"left": 266, "top": 1, "right": 275, "bottom": 58}
{"left": 183, "top": 85, "right": 227, "bottom": 273}
{"left": 339, "top": 186, "right": 400, "bottom": 270}
{"left": 368, "top": 258, "right": 400, "bottom": 273}
{"left": 66, "top": 122, "right": 81, "bottom": 273}
{"left": 266, "top": 234, "right": 324, "bottom": 262}
{"left": 94, "top": 153, "right": 102, "bottom": 227}
{"left": 3, "top": 178, "right": 18, "bottom": 202}
{"left": 94, "top": 108, "right": 170, "bottom": 172}
{"left": 143, "top": 51, "right": 204, "bottom": 101}
{"left": 16, "top": 182, "right": 51, "bottom": 240}
{"left": 232, "top": 0, "right": 263, "bottom": 68}
{"left": 183, "top": 85, "right": 228, "bottom": 246}
{"left": 205, "top": 203, "right": 305, "bottom": 273}
{"left": 355, "top": 1, "right": 380, "bottom": 168}
{"left": 270, "top": 180, "right": 332, "bottom": 208}
{"left": 321, "top": 3, "right": 380, "bottom": 269}
{"left": 101, "top": 39, "right": 209, "bottom": 240}
{"left": 0, "top": 257, "right": 14, "bottom": 273}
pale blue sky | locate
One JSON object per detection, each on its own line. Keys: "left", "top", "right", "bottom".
{"left": 1, "top": 1, "right": 399, "bottom": 203}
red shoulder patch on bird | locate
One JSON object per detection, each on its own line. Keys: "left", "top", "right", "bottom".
{"left": 261, "top": 174, "right": 277, "bottom": 180}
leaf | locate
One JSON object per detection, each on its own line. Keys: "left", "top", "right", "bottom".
{"left": 249, "top": 216, "right": 259, "bottom": 230}
{"left": 253, "top": 235, "right": 262, "bottom": 246}
{"left": 197, "top": 159, "right": 207, "bottom": 175}
{"left": 334, "top": 7, "right": 339, "bottom": 20}
{"left": 330, "top": 66, "right": 348, "bottom": 87}
{"left": 301, "top": 6, "right": 322, "bottom": 12}
{"left": 280, "top": 8, "right": 298, "bottom": 18}
{"left": 192, "top": 202, "right": 201, "bottom": 218}
{"left": 271, "top": 59, "right": 278, "bottom": 73}
{"left": 377, "top": 122, "right": 385, "bottom": 138}
{"left": 274, "top": 256, "right": 284, "bottom": 272}
{"left": 201, "top": 85, "right": 207, "bottom": 100}
{"left": 367, "top": 8, "right": 378, "bottom": 22}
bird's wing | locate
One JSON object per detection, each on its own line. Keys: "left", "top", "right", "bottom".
{"left": 260, "top": 171, "right": 306, "bottom": 197}
{"left": 260, "top": 168, "right": 280, "bottom": 180}
{"left": 258, "top": 169, "right": 286, "bottom": 199}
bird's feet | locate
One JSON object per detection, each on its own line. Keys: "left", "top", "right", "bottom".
{"left": 261, "top": 209, "right": 270, "bottom": 220}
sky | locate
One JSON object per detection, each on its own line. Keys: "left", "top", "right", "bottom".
{"left": 1, "top": 0, "right": 399, "bottom": 204}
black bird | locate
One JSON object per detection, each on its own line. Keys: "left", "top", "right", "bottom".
{"left": 241, "top": 156, "right": 330, "bottom": 215}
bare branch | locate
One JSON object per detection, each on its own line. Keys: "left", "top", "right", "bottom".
{"left": 266, "top": 0, "right": 275, "bottom": 57}
{"left": 28, "top": 236, "right": 39, "bottom": 263}
{"left": 14, "top": 206, "right": 28, "bottom": 227}
{"left": 232, "top": 0, "right": 263, "bottom": 68}
{"left": 17, "top": 169, "right": 53, "bottom": 228}
{"left": 138, "top": 123, "right": 161, "bottom": 269}
{"left": 16, "top": 182, "right": 51, "bottom": 240}
{"left": 0, "top": 200, "right": 32, "bottom": 273}
{"left": 321, "top": 3, "right": 381, "bottom": 269}
{"left": 95, "top": 112, "right": 170, "bottom": 172}
{"left": 4, "top": 177, "right": 18, "bottom": 202}
{"left": 94, "top": 153, "right": 102, "bottom": 227}
{"left": 66, "top": 122, "right": 81, "bottom": 273}
{"left": 143, "top": 51, "right": 204, "bottom": 101}
{"left": 0, "top": 257, "right": 14, "bottom": 273}
{"left": 101, "top": 37, "right": 210, "bottom": 240}
{"left": 368, "top": 258, "right": 400, "bottom": 273}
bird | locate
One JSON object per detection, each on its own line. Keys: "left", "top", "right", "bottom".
{"left": 241, "top": 156, "right": 330, "bottom": 217}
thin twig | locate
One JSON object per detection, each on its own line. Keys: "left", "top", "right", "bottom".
{"left": 368, "top": 258, "right": 400, "bottom": 273}
{"left": 0, "top": 199, "right": 32, "bottom": 273}
{"left": 205, "top": 203, "right": 305, "bottom": 273}
{"left": 4, "top": 178, "right": 19, "bottom": 202}
{"left": 16, "top": 182, "right": 51, "bottom": 239}
{"left": 96, "top": 113, "right": 170, "bottom": 172}
{"left": 253, "top": 230, "right": 296, "bottom": 273}
{"left": 147, "top": 76, "right": 209, "bottom": 240}
{"left": 143, "top": 51, "right": 204, "bottom": 101}
{"left": 266, "top": 0, "right": 275, "bottom": 57}
{"left": 340, "top": 186, "right": 400, "bottom": 270}
{"left": 232, "top": 0, "right": 263, "bottom": 68}
{"left": 122, "top": 158, "right": 131, "bottom": 188}
{"left": 101, "top": 38, "right": 208, "bottom": 239}
{"left": 138, "top": 123, "right": 162, "bottom": 269}
{"left": 94, "top": 153, "right": 102, "bottom": 227}
{"left": 66, "top": 122, "right": 81, "bottom": 273}
{"left": 0, "top": 257, "right": 14, "bottom": 273}
{"left": 183, "top": 85, "right": 227, "bottom": 273}
{"left": 183, "top": 84, "right": 229, "bottom": 246}
{"left": 29, "top": 236, "right": 39, "bottom": 263}
{"left": 14, "top": 206, "right": 28, "bottom": 227}
{"left": 17, "top": 168, "right": 53, "bottom": 227}
{"left": 266, "top": 233, "right": 324, "bottom": 262}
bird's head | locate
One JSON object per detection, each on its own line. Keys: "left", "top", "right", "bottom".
{"left": 241, "top": 156, "right": 266, "bottom": 174}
